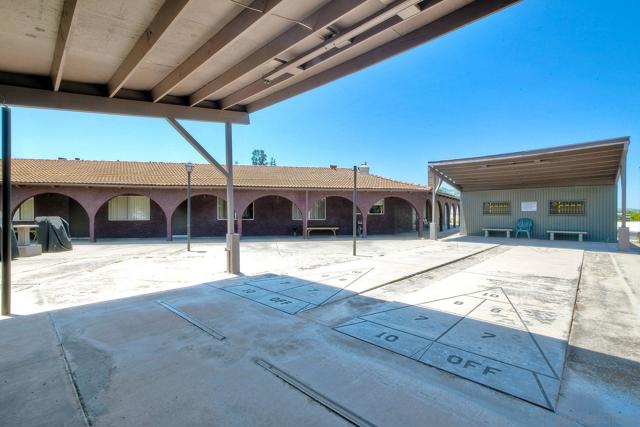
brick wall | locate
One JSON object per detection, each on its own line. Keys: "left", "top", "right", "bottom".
{"left": 307, "top": 197, "right": 354, "bottom": 236}
{"left": 171, "top": 195, "right": 225, "bottom": 237}
{"left": 367, "top": 197, "right": 415, "bottom": 234}
{"left": 95, "top": 198, "right": 166, "bottom": 238}
{"left": 242, "top": 195, "right": 302, "bottom": 236}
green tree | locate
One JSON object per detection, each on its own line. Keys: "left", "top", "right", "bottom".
{"left": 251, "top": 149, "right": 268, "bottom": 165}
{"left": 269, "top": 157, "right": 276, "bottom": 166}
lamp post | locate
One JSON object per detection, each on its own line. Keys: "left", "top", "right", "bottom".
{"left": 185, "top": 162, "right": 193, "bottom": 252}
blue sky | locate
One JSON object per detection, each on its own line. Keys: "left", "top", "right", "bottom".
{"left": 9, "top": 0, "right": 640, "bottom": 208}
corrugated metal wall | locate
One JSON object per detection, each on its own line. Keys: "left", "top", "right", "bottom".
{"left": 460, "top": 185, "right": 617, "bottom": 242}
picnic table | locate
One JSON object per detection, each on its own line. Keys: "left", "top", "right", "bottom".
{"left": 306, "top": 227, "right": 339, "bottom": 238}
{"left": 13, "top": 224, "right": 42, "bottom": 257}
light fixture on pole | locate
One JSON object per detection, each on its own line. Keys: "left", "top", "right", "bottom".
{"left": 185, "top": 162, "right": 193, "bottom": 252}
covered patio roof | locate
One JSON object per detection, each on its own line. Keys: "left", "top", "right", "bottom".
{"left": 0, "top": 0, "right": 519, "bottom": 123}
{"left": 428, "top": 137, "right": 630, "bottom": 192}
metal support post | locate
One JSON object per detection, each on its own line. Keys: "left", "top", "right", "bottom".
{"left": 353, "top": 166, "right": 357, "bottom": 256}
{"left": 225, "top": 122, "right": 239, "bottom": 273}
{"left": 2, "top": 106, "right": 11, "bottom": 315}
{"left": 185, "top": 162, "right": 192, "bottom": 251}
{"left": 618, "top": 149, "right": 630, "bottom": 250}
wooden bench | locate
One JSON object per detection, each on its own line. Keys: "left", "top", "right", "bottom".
{"left": 306, "top": 227, "right": 339, "bottom": 238}
{"left": 547, "top": 230, "right": 587, "bottom": 242}
{"left": 482, "top": 228, "right": 512, "bottom": 238}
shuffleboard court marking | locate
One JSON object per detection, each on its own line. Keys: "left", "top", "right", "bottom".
{"left": 220, "top": 268, "right": 373, "bottom": 315}
{"left": 255, "top": 359, "right": 376, "bottom": 427}
{"left": 334, "top": 287, "right": 564, "bottom": 410}
{"left": 157, "top": 300, "right": 225, "bottom": 340}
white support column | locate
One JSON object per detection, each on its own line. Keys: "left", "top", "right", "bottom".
{"left": 225, "top": 122, "right": 240, "bottom": 273}
{"left": 618, "top": 150, "right": 630, "bottom": 250}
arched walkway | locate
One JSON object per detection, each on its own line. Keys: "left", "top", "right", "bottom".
{"left": 171, "top": 194, "right": 224, "bottom": 237}
{"left": 303, "top": 195, "right": 363, "bottom": 237}
{"left": 367, "top": 196, "right": 422, "bottom": 237}
{"left": 13, "top": 192, "right": 90, "bottom": 238}
{"left": 95, "top": 194, "right": 166, "bottom": 239}
{"left": 445, "top": 203, "right": 450, "bottom": 229}
{"left": 241, "top": 195, "right": 305, "bottom": 237}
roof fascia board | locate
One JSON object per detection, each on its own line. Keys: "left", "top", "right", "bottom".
{"left": 0, "top": 84, "right": 249, "bottom": 124}
{"left": 429, "top": 137, "right": 630, "bottom": 167}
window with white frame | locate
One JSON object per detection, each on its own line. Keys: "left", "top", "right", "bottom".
{"left": 369, "top": 199, "right": 384, "bottom": 215}
{"left": 108, "top": 196, "right": 150, "bottom": 221}
{"left": 13, "top": 197, "right": 35, "bottom": 221}
{"left": 292, "top": 198, "right": 326, "bottom": 220}
{"left": 217, "top": 198, "right": 254, "bottom": 220}
{"left": 107, "top": 196, "right": 149, "bottom": 220}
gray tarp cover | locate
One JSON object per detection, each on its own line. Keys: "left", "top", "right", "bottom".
{"left": 36, "top": 216, "right": 73, "bottom": 252}
{"left": 0, "top": 225, "right": 19, "bottom": 260}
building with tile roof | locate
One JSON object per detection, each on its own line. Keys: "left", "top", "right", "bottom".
{"left": 6, "top": 158, "right": 459, "bottom": 240}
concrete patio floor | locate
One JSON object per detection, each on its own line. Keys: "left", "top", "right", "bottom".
{"left": 1, "top": 237, "right": 638, "bottom": 426}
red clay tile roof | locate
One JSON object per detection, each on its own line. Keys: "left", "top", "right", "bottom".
{"left": 5, "top": 159, "right": 427, "bottom": 191}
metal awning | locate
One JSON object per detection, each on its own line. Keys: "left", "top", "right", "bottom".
{"left": 429, "top": 137, "right": 630, "bottom": 192}
{"left": 0, "top": 0, "right": 519, "bottom": 123}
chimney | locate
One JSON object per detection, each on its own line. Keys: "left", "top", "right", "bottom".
{"left": 358, "top": 162, "right": 370, "bottom": 175}
{"left": 329, "top": 164, "right": 337, "bottom": 170}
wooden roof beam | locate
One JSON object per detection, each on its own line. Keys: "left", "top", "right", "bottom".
{"left": 108, "top": 0, "right": 192, "bottom": 98}
{"left": 151, "top": 0, "right": 282, "bottom": 103}
{"left": 246, "top": 0, "right": 521, "bottom": 112}
{"left": 0, "top": 84, "right": 249, "bottom": 124}
{"left": 51, "top": 0, "right": 79, "bottom": 91}
{"left": 190, "top": 0, "right": 368, "bottom": 107}
{"left": 220, "top": 0, "right": 428, "bottom": 109}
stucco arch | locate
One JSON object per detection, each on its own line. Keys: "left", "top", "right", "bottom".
{"left": 361, "top": 194, "right": 423, "bottom": 220}
{"left": 12, "top": 191, "right": 91, "bottom": 238}
{"left": 170, "top": 193, "right": 223, "bottom": 238}
{"left": 166, "top": 189, "right": 227, "bottom": 221}
{"left": 306, "top": 192, "right": 367, "bottom": 217}
{"left": 235, "top": 192, "right": 304, "bottom": 218}
{"left": 365, "top": 195, "right": 423, "bottom": 237}
{"left": 94, "top": 192, "right": 168, "bottom": 240}
{"left": 11, "top": 188, "right": 91, "bottom": 217}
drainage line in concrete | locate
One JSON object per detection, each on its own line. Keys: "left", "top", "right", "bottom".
{"left": 157, "top": 300, "right": 226, "bottom": 340}
{"left": 555, "top": 250, "right": 586, "bottom": 409}
{"left": 47, "top": 313, "right": 92, "bottom": 427}
{"left": 255, "top": 358, "right": 376, "bottom": 427}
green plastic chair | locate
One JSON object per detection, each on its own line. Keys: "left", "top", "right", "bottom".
{"left": 515, "top": 218, "right": 533, "bottom": 239}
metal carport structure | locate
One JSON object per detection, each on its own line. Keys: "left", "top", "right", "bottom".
{"left": 0, "top": 0, "right": 520, "bottom": 314}
{"left": 428, "top": 137, "right": 631, "bottom": 246}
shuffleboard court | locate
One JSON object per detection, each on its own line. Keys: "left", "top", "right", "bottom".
{"left": 221, "top": 268, "right": 374, "bottom": 314}
{"left": 334, "top": 246, "right": 584, "bottom": 410}
{"left": 213, "top": 241, "right": 496, "bottom": 315}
